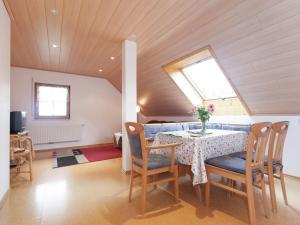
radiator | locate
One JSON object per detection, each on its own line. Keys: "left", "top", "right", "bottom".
{"left": 29, "top": 124, "right": 83, "bottom": 145}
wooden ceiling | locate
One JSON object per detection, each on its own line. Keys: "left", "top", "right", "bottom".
{"left": 6, "top": 0, "right": 300, "bottom": 115}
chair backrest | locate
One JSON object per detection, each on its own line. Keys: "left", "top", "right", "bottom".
{"left": 125, "top": 122, "right": 147, "bottom": 161}
{"left": 246, "top": 122, "right": 272, "bottom": 173}
{"left": 10, "top": 135, "right": 20, "bottom": 160}
{"left": 20, "top": 137, "right": 33, "bottom": 150}
{"left": 10, "top": 135, "right": 20, "bottom": 148}
{"left": 268, "top": 121, "right": 289, "bottom": 164}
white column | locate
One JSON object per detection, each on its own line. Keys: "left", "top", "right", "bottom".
{"left": 122, "top": 39, "right": 137, "bottom": 172}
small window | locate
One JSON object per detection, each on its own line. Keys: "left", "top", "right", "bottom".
{"left": 182, "top": 58, "right": 237, "bottom": 100}
{"left": 34, "top": 83, "right": 70, "bottom": 119}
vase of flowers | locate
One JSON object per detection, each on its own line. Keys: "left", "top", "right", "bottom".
{"left": 192, "top": 104, "right": 215, "bottom": 133}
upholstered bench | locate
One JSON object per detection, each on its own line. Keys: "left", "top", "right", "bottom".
{"left": 143, "top": 122, "right": 250, "bottom": 140}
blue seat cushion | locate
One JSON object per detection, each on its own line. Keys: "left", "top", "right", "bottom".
{"left": 229, "top": 151, "right": 283, "bottom": 172}
{"left": 181, "top": 123, "right": 190, "bottom": 131}
{"left": 207, "top": 123, "right": 222, "bottom": 129}
{"left": 144, "top": 125, "right": 161, "bottom": 139}
{"left": 228, "top": 151, "right": 247, "bottom": 160}
{"left": 222, "top": 125, "right": 250, "bottom": 133}
{"left": 144, "top": 123, "right": 184, "bottom": 139}
{"left": 268, "top": 160, "right": 283, "bottom": 172}
{"left": 161, "top": 124, "right": 184, "bottom": 132}
{"left": 128, "top": 133, "right": 143, "bottom": 159}
{"left": 205, "top": 155, "right": 263, "bottom": 180}
{"left": 188, "top": 123, "right": 202, "bottom": 130}
{"left": 134, "top": 154, "right": 176, "bottom": 170}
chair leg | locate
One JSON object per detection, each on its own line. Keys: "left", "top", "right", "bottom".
{"left": 268, "top": 172, "right": 277, "bottom": 212}
{"left": 261, "top": 178, "right": 270, "bottom": 218}
{"left": 279, "top": 171, "right": 288, "bottom": 205}
{"left": 174, "top": 166, "right": 179, "bottom": 203}
{"left": 246, "top": 180, "right": 257, "bottom": 225}
{"left": 29, "top": 161, "right": 33, "bottom": 181}
{"left": 205, "top": 174, "right": 210, "bottom": 207}
{"left": 128, "top": 170, "right": 134, "bottom": 202}
{"left": 141, "top": 173, "right": 147, "bottom": 214}
{"left": 17, "top": 159, "right": 21, "bottom": 174}
{"left": 29, "top": 152, "right": 33, "bottom": 181}
{"left": 194, "top": 185, "right": 202, "bottom": 203}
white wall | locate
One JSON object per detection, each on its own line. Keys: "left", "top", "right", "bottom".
{"left": 142, "top": 114, "right": 300, "bottom": 177}
{"left": 0, "top": 1, "right": 11, "bottom": 202}
{"left": 11, "top": 67, "right": 122, "bottom": 150}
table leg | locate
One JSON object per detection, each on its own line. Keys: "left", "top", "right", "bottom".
{"left": 194, "top": 184, "right": 203, "bottom": 203}
{"left": 178, "top": 164, "right": 204, "bottom": 203}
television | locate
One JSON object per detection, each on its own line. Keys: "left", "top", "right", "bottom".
{"left": 10, "top": 111, "right": 27, "bottom": 134}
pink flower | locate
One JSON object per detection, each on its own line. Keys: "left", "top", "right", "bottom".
{"left": 208, "top": 104, "right": 215, "bottom": 113}
{"left": 191, "top": 106, "right": 197, "bottom": 113}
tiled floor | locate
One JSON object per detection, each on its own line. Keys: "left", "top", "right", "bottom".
{"left": 0, "top": 158, "right": 300, "bottom": 225}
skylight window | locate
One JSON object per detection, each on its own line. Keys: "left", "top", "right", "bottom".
{"left": 163, "top": 46, "right": 248, "bottom": 115}
{"left": 169, "top": 71, "right": 202, "bottom": 106}
{"left": 182, "top": 58, "right": 237, "bottom": 100}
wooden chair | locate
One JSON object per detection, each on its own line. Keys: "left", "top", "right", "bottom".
{"left": 125, "top": 122, "right": 182, "bottom": 214}
{"left": 10, "top": 135, "right": 20, "bottom": 160}
{"left": 10, "top": 136, "right": 33, "bottom": 181}
{"left": 266, "top": 121, "right": 289, "bottom": 212}
{"left": 20, "top": 136, "right": 35, "bottom": 160}
{"left": 205, "top": 122, "right": 272, "bottom": 225}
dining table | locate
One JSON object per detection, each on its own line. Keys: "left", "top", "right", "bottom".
{"left": 152, "top": 129, "right": 248, "bottom": 186}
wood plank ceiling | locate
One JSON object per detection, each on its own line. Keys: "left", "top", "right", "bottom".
{"left": 7, "top": 0, "right": 300, "bottom": 115}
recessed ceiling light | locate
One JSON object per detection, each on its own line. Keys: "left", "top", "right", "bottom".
{"left": 52, "top": 44, "right": 58, "bottom": 48}
{"left": 110, "top": 56, "right": 115, "bottom": 60}
{"left": 51, "top": 9, "right": 58, "bottom": 15}
{"left": 98, "top": 69, "right": 103, "bottom": 72}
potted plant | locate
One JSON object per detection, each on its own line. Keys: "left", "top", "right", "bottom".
{"left": 192, "top": 104, "right": 215, "bottom": 133}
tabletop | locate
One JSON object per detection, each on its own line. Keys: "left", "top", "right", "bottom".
{"left": 152, "top": 129, "right": 248, "bottom": 185}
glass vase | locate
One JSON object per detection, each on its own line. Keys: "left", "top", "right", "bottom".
{"left": 201, "top": 120, "right": 207, "bottom": 133}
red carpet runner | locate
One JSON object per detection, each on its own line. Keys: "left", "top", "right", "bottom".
{"left": 81, "top": 146, "right": 122, "bottom": 162}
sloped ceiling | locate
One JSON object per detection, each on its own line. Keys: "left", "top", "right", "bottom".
{"left": 6, "top": 0, "right": 300, "bottom": 116}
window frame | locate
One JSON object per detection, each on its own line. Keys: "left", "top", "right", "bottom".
{"left": 34, "top": 82, "right": 71, "bottom": 120}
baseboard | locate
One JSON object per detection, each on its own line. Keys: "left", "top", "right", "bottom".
{"left": 35, "top": 143, "right": 114, "bottom": 159}
{"left": 284, "top": 173, "right": 300, "bottom": 180}
{"left": 0, "top": 189, "right": 10, "bottom": 210}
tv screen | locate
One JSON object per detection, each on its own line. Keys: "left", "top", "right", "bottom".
{"left": 10, "top": 111, "right": 27, "bottom": 134}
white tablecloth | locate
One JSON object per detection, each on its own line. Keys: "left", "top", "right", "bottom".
{"left": 152, "top": 129, "right": 248, "bottom": 185}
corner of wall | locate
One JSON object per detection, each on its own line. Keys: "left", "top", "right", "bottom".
{"left": 106, "top": 78, "right": 121, "bottom": 94}
{"left": 0, "top": 0, "right": 11, "bottom": 203}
